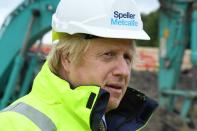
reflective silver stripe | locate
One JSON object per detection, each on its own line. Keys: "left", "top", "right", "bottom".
{"left": 2, "top": 102, "right": 56, "bottom": 131}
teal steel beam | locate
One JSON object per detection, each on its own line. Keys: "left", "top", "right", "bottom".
{"left": 181, "top": 98, "right": 192, "bottom": 121}
{"left": 1, "top": 10, "right": 38, "bottom": 108}
{"left": 191, "top": 2, "right": 197, "bottom": 64}
{"left": 0, "top": 0, "right": 59, "bottom": 93}
{"left": 159, "top": 1, "right": 189, "bottom": 110}
{"left": 19, "top": 55, "right": 38, "bottom": 97}
{"left": 0, "top": 55, "right": 24, "bottom": 108}
{"left": 159, "top": 0, "right": 197, "bottom": 122}
{"left": 0, "top": 0, "right": 59, "bottom": 108}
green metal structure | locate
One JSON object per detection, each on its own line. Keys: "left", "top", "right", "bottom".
{"left": 0, "top": 0, "right": 59, "bottom": 108}
{"left": 158, "top": 0, "right": 197, "bottom": 123}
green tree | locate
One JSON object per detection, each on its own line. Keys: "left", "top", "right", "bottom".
{"left": 137, "top": 10, "right": 159, "bottom": 47}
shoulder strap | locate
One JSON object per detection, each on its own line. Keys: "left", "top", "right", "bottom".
{"left": 2, "top": 102, "right": 56, "bottom": 131}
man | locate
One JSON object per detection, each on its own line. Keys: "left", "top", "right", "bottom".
{"left": 0, "top": 0, "right": 158, "bottom": 130}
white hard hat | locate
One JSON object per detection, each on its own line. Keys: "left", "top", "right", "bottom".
{"left": 52, "top": 0, "right": 150, "bottom": 40}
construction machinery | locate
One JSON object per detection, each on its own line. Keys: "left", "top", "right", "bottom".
{"left": 0, "top": 0, "right": 59, "bottom": 108}
{"left": 158, "top": 0, "right": 197, "bottom": 128}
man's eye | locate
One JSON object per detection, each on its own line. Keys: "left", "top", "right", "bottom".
{"left": 104, "top": 52, "right": 113, "bottom": 56}
{"left": 103, "top": 52, "right": 115, "bottom": 59}
{"left": 124, "top": 54, "right": 132, "bottom": 64}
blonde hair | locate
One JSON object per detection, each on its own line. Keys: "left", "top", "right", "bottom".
{"left": 48, "top": 34, "right": 90, "bottom": 74}
{"left": 48, "top": 33, "right": 136, "bottom": 75}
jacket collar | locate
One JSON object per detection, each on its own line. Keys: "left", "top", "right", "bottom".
{"left": 31, "top": 61, "right": 107, "bottom": 130}
{"left": 106, "top": 88, "right": 158, "bottom": 131}
{"left": 31, "top": 61, "right": 101, "bottom": 105}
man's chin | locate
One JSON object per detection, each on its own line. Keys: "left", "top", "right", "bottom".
{"left": 106, "top": 98, "right": 121, "bottom": 112}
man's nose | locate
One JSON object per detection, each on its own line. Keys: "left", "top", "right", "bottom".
{"left": 112, "top": 57, "right": 130, "bottom": 78}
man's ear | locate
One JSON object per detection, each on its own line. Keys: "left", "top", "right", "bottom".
{"left": 61, "top": 54, "right": 71, "bottom": 73}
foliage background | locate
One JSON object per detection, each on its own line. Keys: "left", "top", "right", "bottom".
{"left": 137, "top": 10, "right": 159, "bottom": 47}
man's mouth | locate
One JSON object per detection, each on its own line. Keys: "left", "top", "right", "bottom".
{"left": 104, "top": 83, "right": 124, "bottom": 97}
{"left": 105, "top": 84, "right": 122, "bottom": 90}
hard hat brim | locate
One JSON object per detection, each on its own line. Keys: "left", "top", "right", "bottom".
{"left": 53, "top": 21, "right": 150, "bottom": 40}
{"left": 84, "top": 25, "right": 150, "bottom": 40}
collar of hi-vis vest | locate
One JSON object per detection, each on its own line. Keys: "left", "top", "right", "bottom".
{"left": 31, "top": 61, "right": 110, "bottom": 131}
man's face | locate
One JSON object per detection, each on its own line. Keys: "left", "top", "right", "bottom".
{"left": 64, "top": 38, "right": 133, "bottom": 112}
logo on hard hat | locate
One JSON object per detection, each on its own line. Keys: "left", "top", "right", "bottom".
{"left": 111, "top": 11, "right": 138, "bottom": 27}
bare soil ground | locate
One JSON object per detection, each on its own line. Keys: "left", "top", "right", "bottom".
{"left": 129, "top": 71, "right": 197, "bottom": 131}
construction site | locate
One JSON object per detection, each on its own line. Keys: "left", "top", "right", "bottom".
{"left": 0, "top": 0, "right": 197, "bottom": 130}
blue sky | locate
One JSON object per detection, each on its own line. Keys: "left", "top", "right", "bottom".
{"left": 0, "top": 0, "right": 160, "bottom": 43}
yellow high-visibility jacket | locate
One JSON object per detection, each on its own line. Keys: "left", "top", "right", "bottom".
{"left": 0, "top": 62, "right": 158, "bottom": 131}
